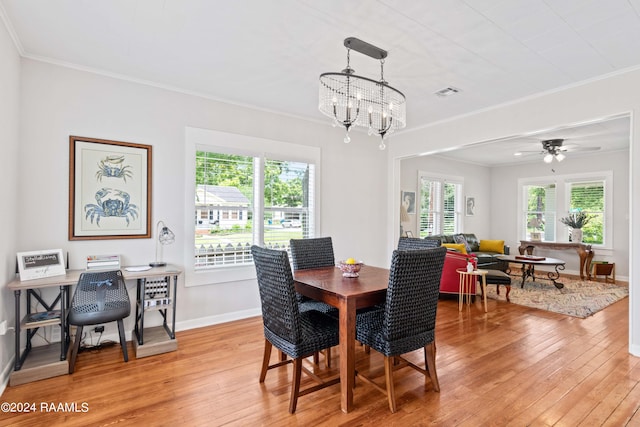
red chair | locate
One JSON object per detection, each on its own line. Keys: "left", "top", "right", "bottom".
{"left": 439, "top": 251, "right": 478, "bottom": 297}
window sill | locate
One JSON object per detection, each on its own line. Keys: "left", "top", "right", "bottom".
{"left": 185, "top": 264, "right": 256, "bottom": 287}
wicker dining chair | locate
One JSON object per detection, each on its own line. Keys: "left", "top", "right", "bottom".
{"left": 289, "top": 237, "right": 339, "bottom": 367}
{"left": 251, "top": 245, "right": 340, "bottom": 414}
{"left": 355, "top": 247, "right": 447, "bottom": 412}
{"left": 68, "top": 270, "right": 131, "bottom": 374}
{"left": 289, "top": 237, "right": 337, "bottom": 315}
{"left": 397, "top": 236, "right": 441, "bottom": 251}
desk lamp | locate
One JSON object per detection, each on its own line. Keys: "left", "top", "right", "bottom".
{"left": 149, "top": 220, "right": 175, "bottom": 267}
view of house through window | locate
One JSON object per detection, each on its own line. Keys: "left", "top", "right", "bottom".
{"left": 418, "top": 173, "right": 463, "bottom": 237}
{"left": 195, "top": 151, "right": 314, "bottom": 269}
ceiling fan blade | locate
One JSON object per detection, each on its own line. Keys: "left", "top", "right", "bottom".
{"left": 569, "top": 146, "right": 600, "bottom": 152}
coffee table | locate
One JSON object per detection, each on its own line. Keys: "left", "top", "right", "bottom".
{"left": 497, "top": 255, "right": 566, "bottom": 289}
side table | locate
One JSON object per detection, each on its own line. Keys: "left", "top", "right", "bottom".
{"left": 457, "top": 268, "right": 488, "bottom": 313}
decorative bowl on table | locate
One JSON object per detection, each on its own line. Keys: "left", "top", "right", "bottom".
{"left": 338, "top": 260, "right": 363, "bottom": 278}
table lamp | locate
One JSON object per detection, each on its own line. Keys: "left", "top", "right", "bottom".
{"left": 149, "top": 220, "right": 175, "bottom": 267}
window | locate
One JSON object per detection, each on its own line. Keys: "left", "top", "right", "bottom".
{"left": 568, "top": 180, "right": 605, "bottom": 244}
{"left": 418, "top": 173, "right": 463, "bottom": 237}
{"left": 194, "top": 151, "right": 315, "bottom": 270}
{"left": 519, "top": 172, "right": 611, "bottom": 246}
{"left": 523, "top": 183, "right": 556, "bottom": 241}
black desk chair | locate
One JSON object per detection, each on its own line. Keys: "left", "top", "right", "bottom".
{"left": 251, "top": 245, "right": 340, "bottom": 413}
{"left": 68, "top": 270, "right": 131, "bottom": 373}
{"left": 356, "top": 247, "right": 446, "bottom": 412}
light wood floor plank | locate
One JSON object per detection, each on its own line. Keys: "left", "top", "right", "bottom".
{"left": 1, "top": 294, "right": 637, "bottom": 426}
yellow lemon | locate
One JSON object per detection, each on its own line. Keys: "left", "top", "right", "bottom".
{"left": 345, "top": 258, "right": 356, "bottom": 265}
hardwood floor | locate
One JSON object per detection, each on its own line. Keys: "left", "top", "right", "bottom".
{"left": 1, "top": 295, "right": 638, "bottom": 426}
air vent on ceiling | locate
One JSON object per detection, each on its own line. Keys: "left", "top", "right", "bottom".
{"left": 434, "top": 87, "right": 460, "bottom": 97}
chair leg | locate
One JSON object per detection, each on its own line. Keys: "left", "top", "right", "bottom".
{"left": 424, "top": 342, "right": 440, "bottom": 392}
{"left": 260, "top": 339, "right": 273, "bottom": 382}
{"left": 384, "top": 356, "right": 397, "bottom": 413}
{"left": 325, "top": 348, "right": 332, "bottom": 368}
{"left": 68, "top": 325, "right": 84, "bottom": 374}
{"left": 289, "top": 357, "right": 303, "bottom": 414}
{"left": 117, "top": 319, "right": 128, "bottom": 362}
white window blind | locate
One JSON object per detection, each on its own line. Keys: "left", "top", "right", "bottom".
{"left": 569, "top": 180, "right": 604, "bottom": 244}
{"left": 419, "top": 174, "right": 462, "bottom": 236}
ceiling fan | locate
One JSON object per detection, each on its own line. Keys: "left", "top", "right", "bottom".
{"left": 514, "top": 138, "right": 600, "bottom": 163}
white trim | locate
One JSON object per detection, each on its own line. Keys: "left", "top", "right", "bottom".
{"left": 417, "top": 171, "right": 465, "bottom": 235}
{"left": 518, "top": 171, "right": 613, "bottom": 248}
{"left": 184, "top": 127, "right": 321, "bottom": 287}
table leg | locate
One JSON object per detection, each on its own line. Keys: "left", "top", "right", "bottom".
{"left": 338, "top": 297, "right": 356, "bottom": 413}
{"left": 14, "top": 290, "right": 21, "bottom": 371}
{"left": 481, "top": 274, "right": 487, "bottom": 313}
{"left": 586, "top": 249, "right": 594, "bottom": 280}
{"left": 458, "top": 274, "right": 464, "bottom": 311}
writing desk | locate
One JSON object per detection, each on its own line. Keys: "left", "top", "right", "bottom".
{"left": 294, "top": 265, "right": 389, "bottom": 413}
{"left": 7, "top": 265, "right": 182, "bottom": 385}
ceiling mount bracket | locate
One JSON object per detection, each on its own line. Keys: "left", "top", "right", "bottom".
{"left": 344, "top": 37, "right": 387, "bottom": 60}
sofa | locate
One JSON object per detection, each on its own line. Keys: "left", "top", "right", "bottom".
{"left": 425, "top": 233, "right": 509, "bottom": 271}
{"left": 397, "top": 236, "right": 509, "bottom": 298}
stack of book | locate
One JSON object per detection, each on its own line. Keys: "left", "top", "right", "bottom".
{"left": 86, "top": 254, "right": 121, "bottom": 271}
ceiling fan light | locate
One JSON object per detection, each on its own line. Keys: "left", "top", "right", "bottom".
{"left": 544, "top": 153, "right": 554, "bottom": 163}
{"left": 555, "top": 152, "right": 566, "bottom": 162}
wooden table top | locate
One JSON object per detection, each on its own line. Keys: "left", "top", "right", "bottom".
{"left": 293, "top": 265, "right": 389, "bottom": 309}
{"left": 498, "top": 255, "right": 566, "bottom": 266}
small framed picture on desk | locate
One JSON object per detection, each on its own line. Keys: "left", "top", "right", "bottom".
{"left": 17, "top": 249, "right": 66, "bottom": 281}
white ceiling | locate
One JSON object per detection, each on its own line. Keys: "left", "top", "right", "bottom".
{"left": 1, "top": 0, "right": 637, "bottom": 163}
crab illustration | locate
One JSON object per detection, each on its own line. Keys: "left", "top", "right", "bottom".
{"left": 84, "top": 188, "right": 138, "bottom": 226}
{"left": 96, "top": 155, "right": 133, "bottom": 182}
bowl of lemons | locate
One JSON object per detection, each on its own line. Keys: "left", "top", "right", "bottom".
{"left": 338, "top": 258, "right": 363, "bottom": 278}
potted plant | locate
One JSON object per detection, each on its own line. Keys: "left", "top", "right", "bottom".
{"left": 560, "top": 212, "right": 591, "bottom": 242}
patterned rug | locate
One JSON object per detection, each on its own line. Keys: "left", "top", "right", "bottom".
{"left": 484, "top": 276, "right": 628, "bottom": 318}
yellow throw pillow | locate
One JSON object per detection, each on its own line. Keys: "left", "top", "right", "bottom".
{"left": 479, "top": 239, "right": 505, "bottom": 254}
{"left": 442, "top": 243, "right": 467, "bottom": 254}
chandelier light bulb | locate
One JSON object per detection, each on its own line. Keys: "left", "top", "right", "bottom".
{"left": 544, "top": 153, "right": 554, "bottom": 163}
{"left": 344, "top": 133, "right": 351, "bottom": 144}
{"left": 555, "top": 152, "right": 566, "bottom": 162}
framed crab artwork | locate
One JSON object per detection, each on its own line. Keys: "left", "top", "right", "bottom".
{"left": 69, "top": 136, "right": 152, "bottom": 240}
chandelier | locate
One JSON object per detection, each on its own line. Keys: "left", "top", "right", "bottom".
{"left": 318, "top": 37, "right": 406, "bottom": 150}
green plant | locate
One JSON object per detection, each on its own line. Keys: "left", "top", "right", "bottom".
{"left": 560, "top": 212, "right": 591, "bottom": 229}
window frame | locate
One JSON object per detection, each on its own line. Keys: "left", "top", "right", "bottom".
{"left": 185, "top": 127, "right": 321, "bottom": 286}
{"left": 417, "top": 171, "right": 464, "bottom": 236}
{"left": 518, "top": 171, "right": 613, "bottom": 248}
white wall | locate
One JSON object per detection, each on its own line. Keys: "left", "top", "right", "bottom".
{"left": 490, "top": 150, "right": 629, "bottom": 277}
{"left": 0, "top": 13, "right": 21, "bottom": 388}
{"left": 389, "top": 68, "right": 640, "bottom": 356}
{"left": 11, "top": 58, "right": 388, "bottom": 348}
{"left": 400, "top": 154, "right": 492, "bottom": 239}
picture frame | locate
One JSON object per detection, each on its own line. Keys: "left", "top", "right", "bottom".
{"left": 405, "top": 231, "right": 414, "bottom": 238}
{"left": 69, "top": 136, "right": 152, "bottom": 240}
{"left": 17, "top": 249, "right": 66, "bottom": 281}
{"left": 466, "top": 196, "right": 475, "bottom": 216}
{"left": 402, "top": 191, "right": 416, "bottom": 214}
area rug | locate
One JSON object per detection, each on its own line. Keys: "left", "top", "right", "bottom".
{"left": 484, "top": 276, "right": 628, "bottom": 318}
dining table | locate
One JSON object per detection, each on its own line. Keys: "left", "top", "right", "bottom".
{"left": 293, "top": 264, "right": 389, "bottom": 413}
